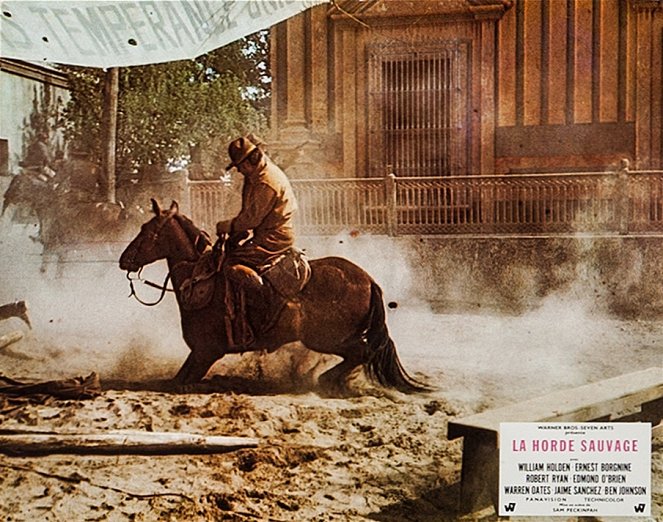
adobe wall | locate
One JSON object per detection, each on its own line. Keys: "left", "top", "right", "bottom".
{"left": 298, "top": 234, "right": 663, "bottom": 319}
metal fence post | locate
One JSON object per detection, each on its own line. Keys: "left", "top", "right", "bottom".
{"left": 385, "top": 173, "right": 397, "bottom": 236}
{"left": 617, "top": 158, "right": 630, "bottom": 234}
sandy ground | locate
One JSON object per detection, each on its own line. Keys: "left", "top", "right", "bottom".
{"left": 0, "top": 220, "right": 661, "bottom": 521}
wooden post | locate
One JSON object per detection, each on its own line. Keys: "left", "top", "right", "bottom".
{"left": 457, "top": 431, "right": 498, "bottom": 514}
{"left": 617, "top": 158, "right": 630, "bottom": 234}
{"left": 101, "top": 67, "right": 119, "bottom": 204}
{"left": 385, "top": 173, "right": 397, "bottom": 236}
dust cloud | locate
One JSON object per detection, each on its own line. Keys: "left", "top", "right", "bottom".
{"left": 299, "top": 232, "right": 418, "bottom": 304}
{"left": 0, "top": 215, "right": 186, "bottom": 383}
{"left": 300, "top": 232, "right": 662, "bottom": 408}
{"left": 1, "top": 213, "right": 660, "bottom": 399}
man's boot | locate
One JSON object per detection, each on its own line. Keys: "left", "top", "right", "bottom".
{"left": 224, "top": 264, "right": 264, "bottom": 349}
{"left": 226, "top": 264, "right": 264, "bottom": 292}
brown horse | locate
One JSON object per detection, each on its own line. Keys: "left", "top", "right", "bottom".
{"left": 119, "top": 199, "right": 425, "bottom": 395}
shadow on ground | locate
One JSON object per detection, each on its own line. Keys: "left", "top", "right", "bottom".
{"left": 101, "top": 375, "right": 323, "bottom": 396}
{"left": 363, "top": 482, "right": 497, "bottom": 522}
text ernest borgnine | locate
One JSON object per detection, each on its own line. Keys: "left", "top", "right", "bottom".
{"left": 498, "top": 423, "right": 651, "bottom": 516}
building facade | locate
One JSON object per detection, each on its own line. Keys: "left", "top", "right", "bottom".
{"left": 268, "top": 0, "right": 662, "bottom": 179}
{"left": 0, "top": 59, "right": 69, "bottom": 177}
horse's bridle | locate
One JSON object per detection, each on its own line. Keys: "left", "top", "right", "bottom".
{"left": 124, "top": 212, "right": 177, "bottom": 306}
{"left": 124, "top": 211, "right": 211, "bottom": 307}
{"left": 126, "top": 269, "right": 172, "bottom": 306}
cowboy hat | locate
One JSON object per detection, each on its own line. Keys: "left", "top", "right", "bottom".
{"left": 225, "top": 134, "right": 264, "bottom": 171}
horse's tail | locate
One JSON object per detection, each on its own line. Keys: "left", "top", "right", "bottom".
{"left": 363, "top": 281, "right": 429, "bottom": 393}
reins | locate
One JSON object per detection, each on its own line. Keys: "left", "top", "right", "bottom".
{"left": 124, "top": 210, "right": 214, "bottom": 307}
{"left": 126, "top": 269, "right": 173, "bottom": 306}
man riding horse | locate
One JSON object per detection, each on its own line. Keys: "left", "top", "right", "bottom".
{"left": 216, "top": 135, "right": 298, "bottom": 349}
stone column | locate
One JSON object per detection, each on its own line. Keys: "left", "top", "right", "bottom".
{"left": 272, "top": 6, "right": 336, "bottom": 178}
{"left": 283, "top": 13, "right": 308, "bottom": 138}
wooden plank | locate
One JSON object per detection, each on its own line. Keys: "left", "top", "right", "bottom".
{"left": 495, "top": 122, "right": 635, "bottom": 157}
{"left": 635, "top": 8, "right": 653, "bottom": 169}
{"left": 652, "top": 14, "right": 663, "bottom": 169}
{"left": 332, "top": 28, "right": 344, "bottom": 135}
{"left": 599, "top": 0, "right": 619, "bottom": 122}
{"left": 451, "top": 368, "right": 663, "bottom": 515}
{"left": 624, "top": 2, "right": 636, "bottom": 122}
{"left": 523, "top": 0, "right": 542, "bottom": 126}
{"left": 355, "top": 27, "right": 368, "bottom": 177}
{"left": 497, "top": 0, "right": 516, "bottom": 126}
{"left": 653, "top": 421, "right": 663, "bottom": 439}
{"left": 0, "top": 331, "right": 23, "bottom": 350}
{"left": 547, "top": 1, "right": 568, "bottom": 125}
{"left": 0, "top": 430, "right": 259, "bottom": 456}
{"left": 480, "top": 21, "right": 495, "bottom": 174}
{"left": 573, "top": 0, "right": 594, "bottom": 124}
{"left": 494, "top": 153, "right": 630, "bottom": 173}
{"left": 341, "top": 27, "right": 357, "bottom": 177}
{"left": 448, "top": 367, "right": 663, "bottom": 438}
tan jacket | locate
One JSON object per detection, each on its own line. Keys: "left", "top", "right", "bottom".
{"left": 230, "top": 159, "right": 297, "bottom": 254}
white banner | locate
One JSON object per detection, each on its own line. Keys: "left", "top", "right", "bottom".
{"left": 0, "top": 0, "right": 327, "bottom": 68}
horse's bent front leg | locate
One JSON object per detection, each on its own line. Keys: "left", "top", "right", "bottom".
{"left": 173, "top": 350, "right": 220, "bottom": 385}
{"left": 318, "top": 354, "right": 363, "bottom": 397}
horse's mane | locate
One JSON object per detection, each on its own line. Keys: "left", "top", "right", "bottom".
{"left": 174, "top": 212, "right": 212, "bottom": 253}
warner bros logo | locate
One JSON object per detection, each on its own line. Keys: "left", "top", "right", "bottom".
{"left": 634, "top": 503, "right": 646, "bottom": 513}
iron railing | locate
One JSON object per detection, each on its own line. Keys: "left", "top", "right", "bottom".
{"left": 187, "top": 164, "right": 663, "bottom": 236}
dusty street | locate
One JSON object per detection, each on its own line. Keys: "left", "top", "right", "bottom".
{"left": 0, "top": 222, "right": 661, "bottom": 521}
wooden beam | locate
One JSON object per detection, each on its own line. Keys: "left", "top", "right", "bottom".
{"left": 0, "top": 430, "right": 259, "bottom": 456}
{"left": 547, "top": 1, "right": 568, "bottom": 125}
{"left": 522, "top": 0, "right": 542, "bottom": 126}
{"left": 495, "top": 122, "right": 635, "bottom": 158}
{"left": 0, "top": 59, "right": 70, "bottom": 89}
{"left": 573, "top": 0, "right": 594, "bottom": 124}
{"left": 497, "top": 2, "right": 516, "bottom": 126}
{"left": 100, "top": 67, "right": 119, "bottom": 204}
{"left": 449, "top": 367, "right": 663, "bottom": 438}
{"left": 0, "top": 331, "right": 23, "bottom": 351}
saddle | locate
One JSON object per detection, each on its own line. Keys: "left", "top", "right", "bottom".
{"left": 178, "top": 250, "right": 217, "bottom": 311}
{"left": 229, "top": 248, "right": 310, "bottom": 349}
{"left": 259, "top": 248, "right": 311, "bottom": 299}
{"left": 178, "top": 247, "right": 311, "bottom": 313}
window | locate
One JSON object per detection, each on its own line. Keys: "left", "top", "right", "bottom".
{"left": 368, "top": 41, "right": 470, "bottom": 177}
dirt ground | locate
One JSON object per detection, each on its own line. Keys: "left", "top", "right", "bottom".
{"left": 1, "top": 315, "right": 661, "bottom": 522}
{"left": 0, "top": 221, "right": 661, "bottom": 521}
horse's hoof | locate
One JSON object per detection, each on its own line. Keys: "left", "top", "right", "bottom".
{"left": 317, "top": 380, "right": 357, "bottom": 399}
{"left": 167, "top": 378, "right": 193, "bottom": 394}
{"left": 176, "top": 383, "right": 193, "bottom": 394}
